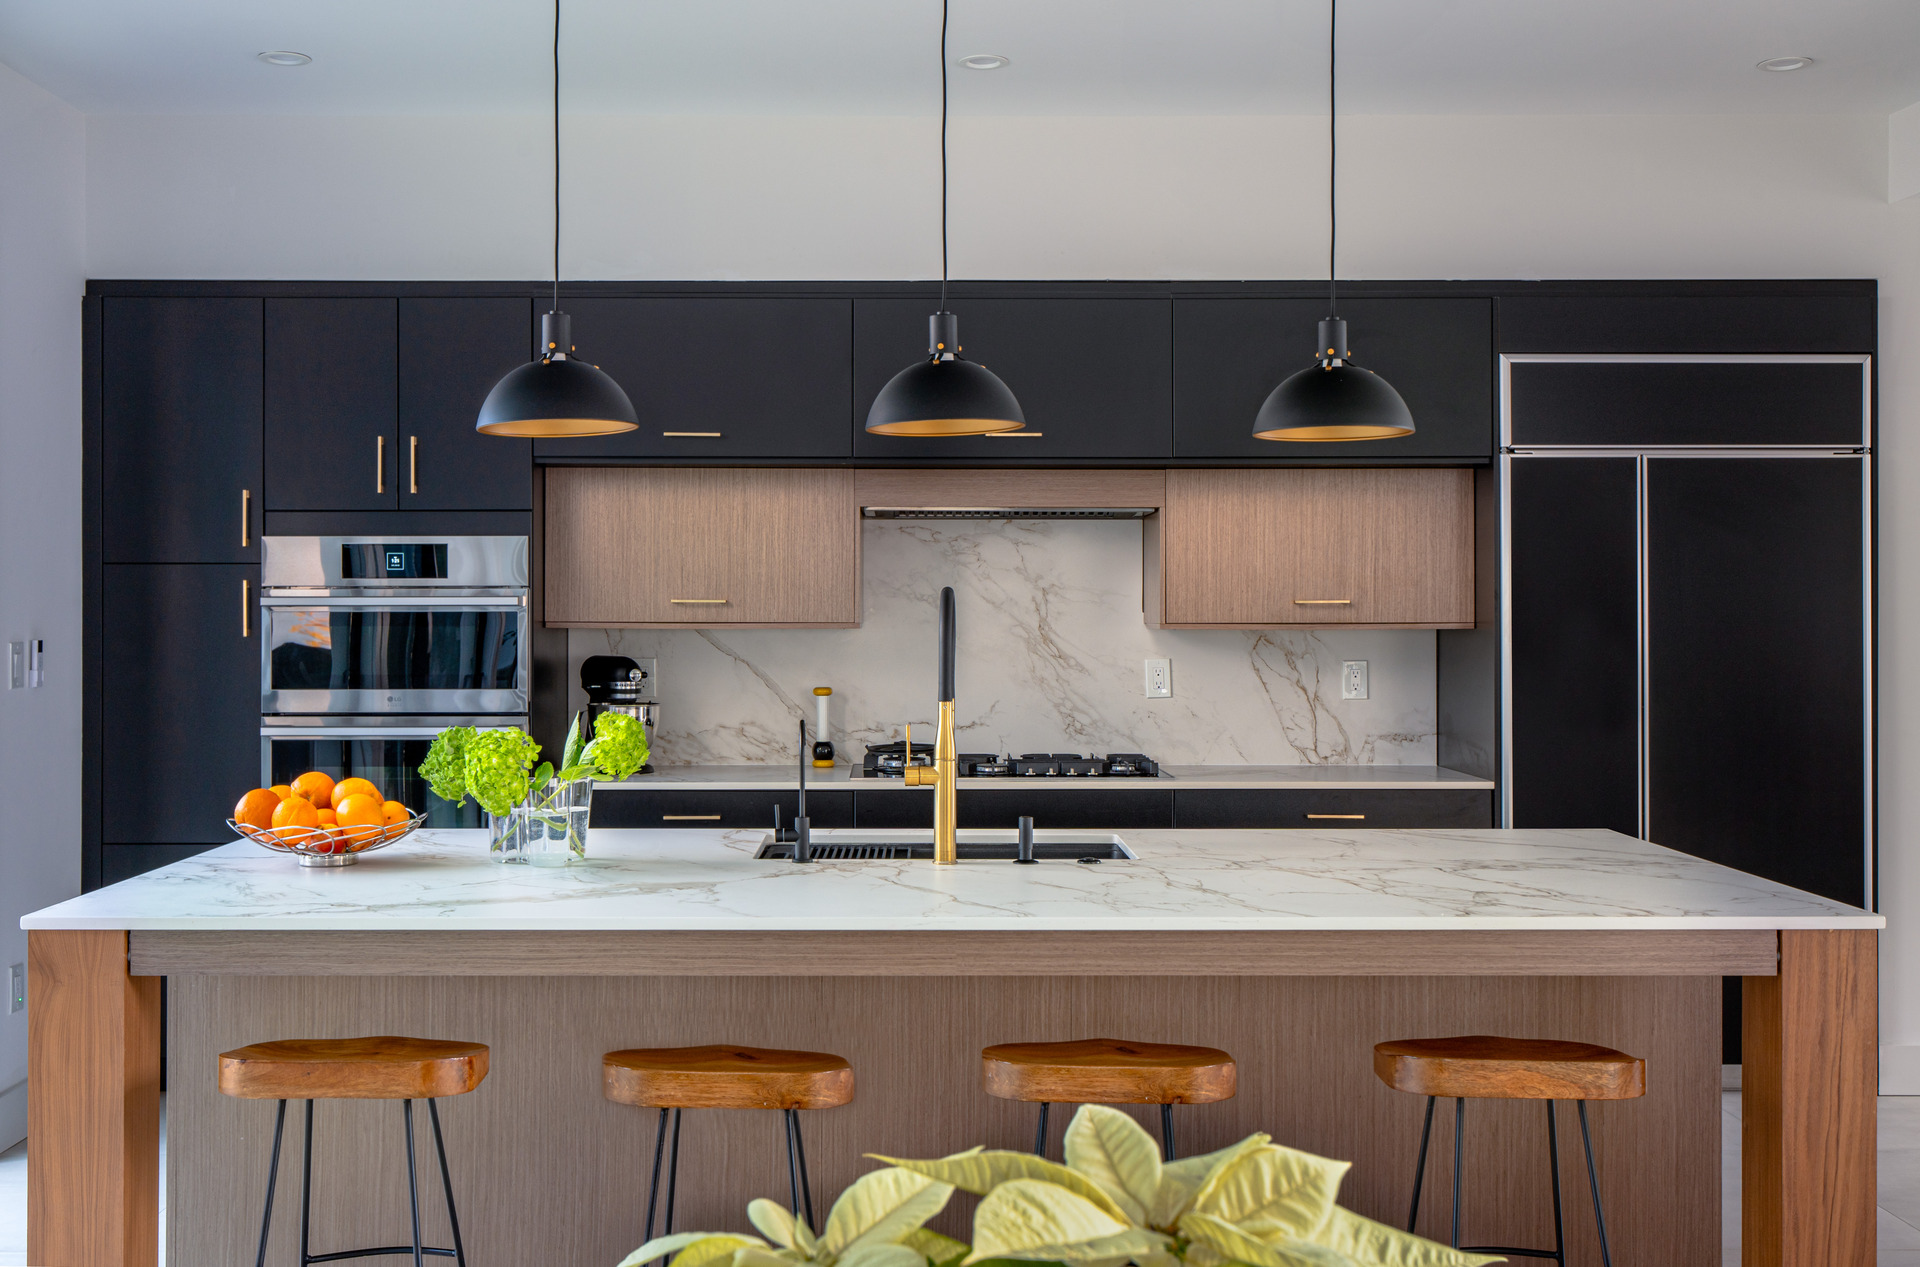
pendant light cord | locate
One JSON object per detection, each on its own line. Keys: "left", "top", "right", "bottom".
{"left": 553, "top": 0, "right": 562, "bottom": 319}
{"left": 1327, "top": 0, "right": 1337, "bottom": 320}
{"left": 939, "top": 0, "right": 950, "bottom": 315}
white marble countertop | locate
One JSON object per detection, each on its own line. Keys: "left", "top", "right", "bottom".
{"left": 597, "top": 764, "right": 1495, "bottom": 791}
{"left": 22, "top": 827, "right": 1878, "bottom": 932}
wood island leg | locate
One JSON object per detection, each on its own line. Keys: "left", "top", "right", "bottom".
{"left": 1743, "top": 929, "right": 1877, "bottom": 1267}
{"left": 27, "top": 929, "right": 163, "bottom": 1267}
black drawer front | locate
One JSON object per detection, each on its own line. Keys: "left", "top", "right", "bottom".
{"left": 592, "top": 790, "right": 854, "bottom": 830}
{"left": 853, "top": 789, "right": 1174, "bottom": 830}
{"left": 1173, "top": 789, "right": 1492, "bottom": 830}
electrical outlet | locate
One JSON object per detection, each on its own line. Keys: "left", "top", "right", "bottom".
{"left": 7, "top": 641, "right": 21, "bottom": 690}
{"left": 1341, "top": 660, "right": 1369, "bottom": 700}
{"left": 1144, "top": 658, "right": 1172, "bottom": 698}
{"left": 8, "top": 962, "right": 22, "bottom": 1014}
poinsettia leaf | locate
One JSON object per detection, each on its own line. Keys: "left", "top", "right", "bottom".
{"left": 901, "top": 1227, "right": 972, "bottom": 1267}
{"left": 749, "top": 1199, "right": 799, "bottom": 1249}
{"left": 1187, "top": 1143, "right": 1348, "bottom": 1242}
{"left": 871, "top": 1151, "right": 1134, "bottom": 1225}
{"left": 824, "top": 1167, "right": 957, "bottom": 1255}
{"left": 966, "top": 1179, "right": 1141, "bottom": 1263}
{"left": 1151, "top": 1134, "right": 1272, "bottom": 1228}
{"left": 1062, "top": 1105, "right": 1161, "bottom": 1225}
{"left": 1311, "top": 1207, "right": 1507, "bottom": 1267}
{"left": 1181, "top": 1212, "right": 1355, "bottom": 1267}
{"left": 617, "top": 1233, "right": 766, "bottom": 1267}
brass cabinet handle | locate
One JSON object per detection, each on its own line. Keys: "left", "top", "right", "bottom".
{"left": 670, "top": 598, "right": 729, "bottom": 604}
{"left": 409, "top": 435, "right": 418, "bottom": 494}
{"left": 376, "top": 435, "right": 386, "bottom": 494}
{"left": 662, "top": 814, "right": 722, "bottom": 821}
{"left": 1293, "top": 599, "right": 1353, "bottom": 605}
{"left": 241, "top": 489, "right": 251, "bottom": 548}
{"left": 663, "top": 431, "right": 722, "bottom": 437}
{"left": 1306, "top": 813, "right": 1365, "bottom": 820}
{"left": 986, "top": 431, "right": 1044, "bottom": 437}
{"left": 241, "top": 578, "right": 251, "bottom": 638}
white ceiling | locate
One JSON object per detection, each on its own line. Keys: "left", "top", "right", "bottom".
{"left": 2, "top": 0, "right": 1917, "bottom": 117}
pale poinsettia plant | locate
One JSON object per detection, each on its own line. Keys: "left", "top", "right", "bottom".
{"left": 872, "top": 1105, "right": 1502, "bottom": 1267}
{"left": 618, "top": 1164, "right": 971, "bottom": 1267}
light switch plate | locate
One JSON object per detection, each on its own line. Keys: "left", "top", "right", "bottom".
{"left": 1341, "top": 660, "right": 1369, "bottom": 700}
{"left": 7, "top": 642, "right": 21, "bottom": 690}
{"left": 1145, "top": 658, "right": 1172, "bottom": 698}
{"left": 8, "top": 962, "right": 22, "bottom": 1014}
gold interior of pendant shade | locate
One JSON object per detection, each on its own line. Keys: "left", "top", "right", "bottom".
{"left": 866, "top": 417, "right": 1028, "bottom": 437}
{"left": 476, "top": 416, "right": 641, "bottom": 438}
{"left": 1253, "top": 422, "right": 1415, "bottom": 442}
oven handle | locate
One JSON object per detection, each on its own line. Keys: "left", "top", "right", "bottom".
{"left": 258, "top": 595, "right": 527, "bottom": 609}
{"left": 261, "top": 726, "right": 524, "bottom": 739}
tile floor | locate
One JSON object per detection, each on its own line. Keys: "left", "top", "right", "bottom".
{"left": 1, "top": 1096, "right": 1918, "bottom": 1264}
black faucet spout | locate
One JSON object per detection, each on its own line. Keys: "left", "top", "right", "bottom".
{"left": 938, "top": 586, "right": 956, "bottom": 702}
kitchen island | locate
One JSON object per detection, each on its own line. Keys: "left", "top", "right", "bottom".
{"left": 25, "top": 827, "right": 1878, "bottom": 1267}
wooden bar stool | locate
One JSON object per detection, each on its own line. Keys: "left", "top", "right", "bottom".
{"left": 603, "top": 1045, "right": 853, "bottom": 1245}
{"left": 982, "top": 1038, "right": 1236, "bottom": 1161}
{"left": 220, "top": 1035, "right": 489, "bottom": 1267}
{"left": 1374, "top": 1035, "right": 1646, "bottom": 1267}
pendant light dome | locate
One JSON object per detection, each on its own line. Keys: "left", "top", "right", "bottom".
{"left": 477, "top": 0, "right": 637, "bottom": 439}
{"left": 865, "top": 0, "right": 1025, "bottom": 438}
{"left": 1253, "top": 0, "right": 1413, "bottom": 443}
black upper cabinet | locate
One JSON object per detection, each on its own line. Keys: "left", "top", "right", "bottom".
{"left": 101, "top": 563, "right": 262, "bottom": 844}
{"left": 102, "top": 297, "right": 263, "bottom": 563}
{"left": 533, "top": 297, "right": 853, "bottom": 459}
{"left": 852, "top": 296, "right": 1173, "bottom": 460}
{"left": 1499, "top": 293, "right": 1875, "bottom": 355}
{"left": 1174, "top": 297, "right": 1493, "bottom": 460}
{"left": 399, "top": 298, "right": 534, "bottom": 509}
{"left": 265, "top": 297, "right": 398, "bottom": 511}
{"left": 1506, "top": 360, "right": 1867, "bottom": 448}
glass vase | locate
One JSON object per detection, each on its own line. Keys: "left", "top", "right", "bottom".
{"left": 521, "top": 778, "right": 593, "bottom": 867}
{"left": 488, "top": 804, "right": 529, "bottom": 863}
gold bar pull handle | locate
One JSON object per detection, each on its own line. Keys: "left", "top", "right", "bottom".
{"left": 409, "top": 435, "right": 418, "bottom": 494}
{"left": 241, "top": 578, "right": 251, "bottom": 638}
{"left": 986, "top": 431, "right": 1044, "bottom": 438}
{"left": 669, "top": 598, "right": 729, "bottom": 605}
{"left": 1305, "top": 813, "right": 1365, "bottom": 820}
{"left": 1293, "top": 599, "right": 1352, "bottom": 605}
{"left": 661, "top": 815, "right": 722, "bottom": 821}
{"left": 376, "top": 435, "right": 386, "bottom": 494}
{"left": 241, "top": 488, "right": 251, "bottom": 548}
{"left": 663, "top": 431, "right": 722, "bottom": 438}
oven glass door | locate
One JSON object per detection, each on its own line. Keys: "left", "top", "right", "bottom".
{"left": 261, "top": 598, "right": 526, "bottom": 714}
{"left": 261, "top": 727, "right": 511, "bottom": 830}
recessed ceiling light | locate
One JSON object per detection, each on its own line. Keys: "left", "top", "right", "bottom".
{"left": 958, "top": 54, "right": 1009, "bottom": 70}
{"left": 1757, "top": 56, "right": 1813, "bottom": 72}
{"left": 257, "top": 51, "right": 312, "bottom": 67}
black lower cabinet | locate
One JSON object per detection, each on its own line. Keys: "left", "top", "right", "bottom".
{"left": 1174, "top": 789, "right": 1493, "bottom": 830}
{"left": 100, "top": 564, "right": 262, "bottom": 852}
{"left": 591, "top": 789, "right": 853, "bottom": 831}
{"left": 854, "top": 790, "right": 1174, "bottom": 830}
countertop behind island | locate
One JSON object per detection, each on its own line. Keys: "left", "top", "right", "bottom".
{"left": 596, "top": 764, "right": 1496, "bottom": 790}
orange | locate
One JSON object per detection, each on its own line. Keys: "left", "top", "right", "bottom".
{"left": 315, "top": 807, "right": 338, "bottom": 826}
{"left": 306, "top": 826, "right": 343, "bottom": 855}
{"left": 291, "top": 771, "right": 336, "bottom": 807}
{"left": 234, "top": 788, "right": 281, "bottom": 831}
{"left": 336, "top": 793, "right": 386, "bottom": 846}
{"left": 271, "top": 796, "right": 319, "bottom": 841}
{"left": 331, "top": 777, "right": 380, "bottom": 810}
{"left": 381, "top": 800, "right": 409, "bottom": 825}
{"left": 270, "top": 784, "right": 295, "bottom": 801}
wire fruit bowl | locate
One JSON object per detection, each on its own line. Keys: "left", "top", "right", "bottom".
{"left": 228, "top": 810, "right": 429, "bottom": 867}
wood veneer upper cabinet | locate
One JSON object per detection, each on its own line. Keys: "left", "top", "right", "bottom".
{"left": 544, "top": 467, "right": 858, "bottom": 627}
{"left": 1150, "top": 468, "right": 1473, "bottom": 628}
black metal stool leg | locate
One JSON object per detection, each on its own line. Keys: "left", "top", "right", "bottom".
{"left": 789, "top": 1109, "right": 816, "bottom": 1230}
{"left": 427, "top": 1099, "right": 469, "bottom": 1267}
{"left": 300, "top": 1099, "right": 315, "bottom": 1267}
{"left": 1160, "top": 1104, "right": 1176, "bottom": 1162}
{"left": 1577, "top": 1101, "right": 1613, "bottom": 1267}
{"left": 644, "top": 1107, "right": 668, "bottom": 1246}
{"left": 1406, "top": 1095, "right": 1435, "bottom": 1233}
{"left": 1450, "top": 1097, "right": 1464, "bottom": 1249}
{"left": 253, "top": 1099, "right": 288, "bottom": 1267}
{"left": 403, "top": 1100, "right": 425, "bottom": 1267}
{"left": 1034, "top": 1102, "right": 1050, "bottom": 1158}
{"left": 1546, "top": 1101, "right": 1565, "bottom": 1266}
{"left": 664, "top": 1108, "right": 683, "bottom": 1237}
{"left": 783, "top": 1109, "right": 802, "bottom": 1220}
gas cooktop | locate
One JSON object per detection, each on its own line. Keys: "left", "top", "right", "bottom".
{"left": 860, "top": 742, "right": 1162, "bottom": 778}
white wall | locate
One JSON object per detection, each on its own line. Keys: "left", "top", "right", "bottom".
{"left": 0, "top": 59, "right": 85, "bottom": 1149}
{"left": 73, "top": 108, "right": 1920, "bottom": 1088}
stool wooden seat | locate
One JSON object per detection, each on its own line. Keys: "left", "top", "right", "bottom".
{"left": 603, "top": 1045, "right": 854, "bottom": 1110}
{"left": 221, "top": 1035, "right": 488, "bottom": 1267}
{"left": 1373, "top": 1035, "right": 1644, "bottom": 1267}
{"left": 603, "top": 1045, "right": 854, "bottom": 1251}
{"left": 1373, "top": 1036, "right": 1646, "bottom": 1102}
{"left": 219, "top": 1035, "right": 490, "bottom": 1101}
{"left": 982, "top": 1038, "right": 1236, "bottom": 1162}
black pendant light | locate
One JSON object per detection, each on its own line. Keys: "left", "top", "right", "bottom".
{"left": 865, "top": 0, "right": 1025, "bottom": 437}
{"left": 1252, "top": 0, "right": 1413, "bottom": 443}
{"left": 477, "top": 0, "right": 638, "bottom": 439}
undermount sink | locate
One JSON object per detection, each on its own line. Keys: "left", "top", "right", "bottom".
{"left": 755, "top": 831, "right": 1135, "bottom": 862}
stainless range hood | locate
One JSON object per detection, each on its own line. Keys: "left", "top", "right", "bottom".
{"left": 862, "top": 506, "right": 1156, "bottom": 520}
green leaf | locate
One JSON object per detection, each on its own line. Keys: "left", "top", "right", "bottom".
{"left": 870, "top": 1152, "right": 1133, "bottom": 1226}
{"left": 901, "top": 1226, "right": 971, "bottom": 1267}
{"left": 1062, "top": 1105, "right": 1161, "bottom": 1225}
{"left": 561, "top": 711, "right": 587, "bottom": 773}
{"left": 618, "top": 1232, "right": 764, "bottom": 1267}
{"left": 965, "top": 1179, "right": 1144, "bottom": 1264}
{"left": 1187, "top": 1144, "right": 1347, "bottom": 1243}
{"left": 822, "top": 1167, "right": 957, "bottom": 1256}
{"left": 749, "top": 1199, "right": 799, "bottom": 1249}
{"left": 1150, "top": 1135, "right": 1271, "bottom": 1228}
{"left": 532, "top": 760, "right": 554, "bottom": 791}
{"left": 1310, "top": 1208, "right": 1505, "bottom": 1267}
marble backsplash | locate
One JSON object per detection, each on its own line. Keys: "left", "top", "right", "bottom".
{"left": 566, "top": 519, "right": 1437, "bottom": 767}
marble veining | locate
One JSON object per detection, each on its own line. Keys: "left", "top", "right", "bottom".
{"left": 22, "top": 828, "right": 1880, "bottom": 932}
{"left": 567, "top": 519, "right": 1438, "bottom": 766}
